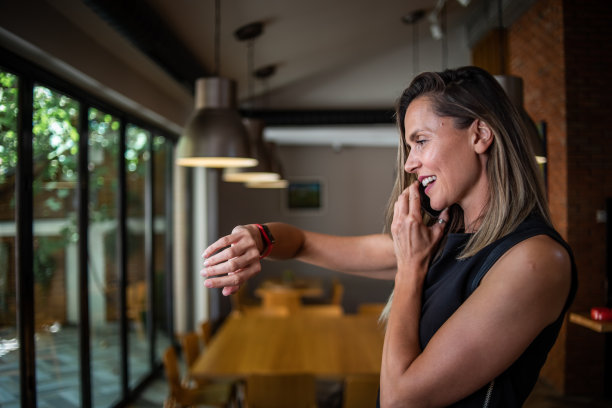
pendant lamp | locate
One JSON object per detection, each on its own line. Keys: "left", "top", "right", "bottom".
{"left": 245, "top": 142, "right": 289, "bottom": 189}
{"left": 223, "top": 118, "right": 280, "bottom": 182}
{"left": 176, "top": 0, "right": 256, "bottom": 168}
{"left": 223, "top": 21, "right": 284, "bottom": 184}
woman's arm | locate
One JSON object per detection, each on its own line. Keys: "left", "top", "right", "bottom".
{"left": 201, "top": 222, "right": 397, "bottom": 295}
{"left": 381, "top": 234, "right": 571, "bottom": 406}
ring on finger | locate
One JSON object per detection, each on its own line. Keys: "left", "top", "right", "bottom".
{"left": 437, "top": 218, "right": 447, "bottom": 224}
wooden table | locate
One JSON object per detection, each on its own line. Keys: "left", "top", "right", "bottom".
{"left": 569, "top": 312, "right": 612, "bottom": 333}
{"left": 190, "top": 313, "right": 385, "bottom": 381}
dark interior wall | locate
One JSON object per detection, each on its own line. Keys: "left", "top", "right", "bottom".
{"left": 562, "top": 0, "right": 612, "bottom": 396}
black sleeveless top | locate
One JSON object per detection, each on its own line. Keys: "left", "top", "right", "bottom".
{"left": 377, "top": 214, "right": 578, "bottom": 407}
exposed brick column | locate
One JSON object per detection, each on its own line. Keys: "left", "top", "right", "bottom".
{"left": 508, "top": 0, "right": 570, "bottom": 392}
{"left": 508, "top": 0, "right": 612, "bottom": 397}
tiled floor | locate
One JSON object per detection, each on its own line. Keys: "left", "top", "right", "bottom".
{"left": 128, "top": 376, "right": 169, "bottom": 407}
{"left": 0, "top": 323, "right": 171, "bottom": 408}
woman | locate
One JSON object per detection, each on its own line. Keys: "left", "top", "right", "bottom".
{"left": 201, "top": 66, "right": 577, "bottom": 407}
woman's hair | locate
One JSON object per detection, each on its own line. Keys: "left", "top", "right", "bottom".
{"left": 380, "top": 66, "right": 549, "bottom": 321}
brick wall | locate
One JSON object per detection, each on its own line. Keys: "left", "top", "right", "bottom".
{"left": 508, "top": 0, "right": 612, "bottom": 396}
{"left": 507, "top": 0, "right": 569, "bottom": 392}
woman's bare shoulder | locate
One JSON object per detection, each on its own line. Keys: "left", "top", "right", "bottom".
{"left": 482, "top": 234, "right": 572, "bottom": 322}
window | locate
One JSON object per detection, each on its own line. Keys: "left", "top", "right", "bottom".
{"left": 0, "top": 69, "right": 19, "bottom": 407}
{"left": 0, "top": 48, "right": 176, "bottom": 407}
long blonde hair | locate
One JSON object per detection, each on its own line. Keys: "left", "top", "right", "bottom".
{"left": 380, "top": 66, "right": 549, "bottom": 322}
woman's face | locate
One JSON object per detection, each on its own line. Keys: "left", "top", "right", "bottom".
{"left": 403, "top": 97, "right": 488, "bottom": 216}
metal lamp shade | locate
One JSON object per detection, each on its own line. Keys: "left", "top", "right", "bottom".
{"left": 176, "top": 77, "right": 258, "bottom": 168}
{"left": 245, "top": 142, "right": 289, "bottom": 189}
{"left": 222, "top": 118, "right": 280, "bottom": 182}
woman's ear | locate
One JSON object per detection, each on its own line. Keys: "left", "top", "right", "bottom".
{"left": 471, "top": 119, "right": 493, "bottom": 154}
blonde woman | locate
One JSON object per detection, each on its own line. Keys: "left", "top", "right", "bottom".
{"left": 201, "top": 66, "right": 577, "bottom": 407}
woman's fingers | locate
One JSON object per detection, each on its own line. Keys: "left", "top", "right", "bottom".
{"left": 222, "top": 285, "right": 240, "bottom": 296}
{"left": 407, "top": 181, "right": 421, "bottom": 218}
{"left": 200, "top": 224, "right": 264, "bottom": 295}
{"left": 201, "top": 243, "right": 261, "bottom": 278}
{"left": 202, "top": 233, "right": 237, "bottom": 259}
{"left": 202, "top": 227, "right": 259, "bottom": 276}
{"left": 432, "top": 208, "right": 450, "bottom": 240}
{"left": 203, "top": 262, "right": 261, "bottom": 290}
{"left": 391, "top": 182, "right": 421, "bottom": 235}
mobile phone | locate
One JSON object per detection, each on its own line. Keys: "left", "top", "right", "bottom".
{"left": 419, "top": 182, "right": 441, "bottom": 218}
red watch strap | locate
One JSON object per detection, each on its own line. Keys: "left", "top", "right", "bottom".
{"left": 255, "top": 223, "right": 273, "bottom": 259}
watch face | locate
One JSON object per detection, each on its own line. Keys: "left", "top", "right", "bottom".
{"left": 262, "top": 224, "right": 275, "bottom": 243}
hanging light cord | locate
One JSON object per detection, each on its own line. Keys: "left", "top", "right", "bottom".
{"left": 214, "top": 0, "right": 221, "bottom": 76}
{"left": 247, "top": 39, "right": 255, "bottom": 105}
{"left": 441, "top": 3, "right": 448, "bottom": 70}
{"left": 413, "top": 23, "right": 419, "bottom": 75}
{"left": 498, "top": 0, "right": 505, "bottom": 74}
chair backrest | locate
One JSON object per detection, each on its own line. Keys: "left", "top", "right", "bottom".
{"left": 246, "top": 374, "right": 316, "bottom": 408}
{"left": 244, "top": 306, "right": 291, "bottom": 317}
{"left": 357, "top": 303, "right": 385, "bottom": 316}
{"left": 261, "top": 289, "right": 302, "bottom": 313}
{"left": 126, "top": 281, "right": 146, "bottom": 316}
{"left": 231, "top": 282, "right": 260, "bottom": 312}
{"left": 200, "top": 321, "right": 212, "bottom": 346}
{"left": 298, "top": 304, "right": 343, "bottom": 317}
{"left": 181, "top": 331, "right": 201, "bottom": 368}
{"left": 330, "top": 280, "right": 344, "bottom": 305}
{"left": 342, "top": 374, "right": 380, "bottom": 408}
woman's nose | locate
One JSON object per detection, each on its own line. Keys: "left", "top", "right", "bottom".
{"left": 404, "top": 151, "right": 419, "bottom": 174}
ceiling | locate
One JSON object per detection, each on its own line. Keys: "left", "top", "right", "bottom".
{"left": 0, "top": 0, "right": 535, "bottom": 136}
{"left": 76, "top": 0, "right": 533, "bottom": 113}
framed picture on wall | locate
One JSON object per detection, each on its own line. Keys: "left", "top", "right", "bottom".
{"left": 282, "top": 178, "right": 327, "bottom": 215}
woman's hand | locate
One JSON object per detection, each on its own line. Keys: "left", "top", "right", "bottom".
{"left": 382, "top": 181, "right": 449, "bottom": 406}
{"left": 200, "top": 225, "right": 263, "bottom": 296}
{"left": 391, "top": 181, "right": 448, "bottom": 277}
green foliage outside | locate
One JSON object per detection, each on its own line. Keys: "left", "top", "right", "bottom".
{"left": 0, "top": 71, "right": 18, "bottom": 186}
{"left": 0, "top": 69, "right": 151, "bottom": 290}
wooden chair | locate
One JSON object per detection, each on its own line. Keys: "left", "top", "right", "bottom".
{"left": 162, "top": 346, "right": 233, "bottom": 408}
{"left": 299, "top": 304, "right": 344, "bottom": 317}
{"left": 260, "top": 289, "right": 302, "bottom": 313}
{"left": 126, "top": 281, "right": 146, "bottom": 337}
{"left": 199, "top": 321, "right": 212, "bottom": 346}
{"left": 243, "top": 306, "right": 292, "bottom": 317}
{"left": 181, "top": 332, "right": 201, "bottom": 369}
{"left": 245, "top": 374, "right": 317, "bottom": 408}
{"left": 357, "top": 303, "right": 386, "bottom": 316}
{"left": 330, "top": 279, "right": 344, "bottom": 306}
{"left": 342, "top": 374, "right": 380, "bottom": 408}
{"left": 230, "top": 283, "right": 260, "bottom": 314}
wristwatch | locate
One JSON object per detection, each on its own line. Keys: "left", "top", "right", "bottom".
{"left": 259, "top": 224, "right": 275, "bottom": 249}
